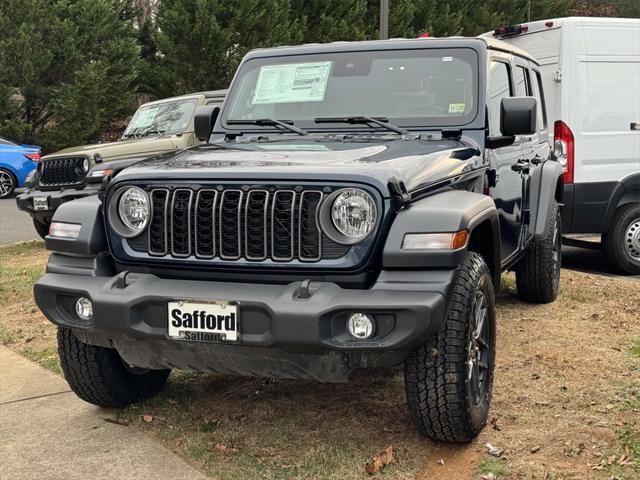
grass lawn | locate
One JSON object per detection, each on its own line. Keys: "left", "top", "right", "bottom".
{"left": 1, "top": 241, "right": 639, "bottom": 479}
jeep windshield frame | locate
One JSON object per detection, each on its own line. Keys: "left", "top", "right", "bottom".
{"left": 220, "top": 47, "right": 480, "bottom": 134}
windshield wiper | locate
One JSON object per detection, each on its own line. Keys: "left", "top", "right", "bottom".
{"left": 139, "top": 126, "right": 166, "bottom": 138}
{"left": 314, "top": 116, "right": 409, "bottom": 135}
{"left": 122, "top": 127, "right": 143, "bottom": 139}
{"left": 226, "top": 118, "right": 309, "bottom": 136}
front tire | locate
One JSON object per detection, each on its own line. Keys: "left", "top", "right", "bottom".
{"left": 0, "top": 169, "right": 16, "bottom": 199}
{"left": 404, "top": 252, "right": 496, "bottom": 443}
{"left": 58, "top": 327, "right": 171, "bottom": 408}
{"left": 515, "top": 200, "right": 561, "bottom": 303}
{"left": 602, "top": 203, "right": 640, "bottom": 275}
{"left": 32, "top": 219, "right": 50, "bottom": 239}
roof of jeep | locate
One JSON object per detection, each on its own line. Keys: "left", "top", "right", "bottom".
{"left": 244, "top": 37, "right": 539, "bottom": 65}
{"left": 141, "top": 89, "right": 227, "bottom": 107}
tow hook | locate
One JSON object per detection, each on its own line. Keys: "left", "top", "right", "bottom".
{"left": 114, "top": 271, "right": 130, "bottom": 289}
{"left": 295, "top": 279, "right": 312, "bottom": 299}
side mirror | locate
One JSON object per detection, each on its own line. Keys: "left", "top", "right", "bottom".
{"left": 194, "top": 105, "right": 220, "bottom": 142}
{"left": 500, "top": 96, "right": 537, "bottom": 136}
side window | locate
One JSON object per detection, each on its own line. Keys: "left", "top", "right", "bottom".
{"left": 531, "top": 70, "right": 548, "bottom": 132}
{"left": 488, "top": 61, "right": 512, "bottom": 136}
{"left": 514, "top": 66, "right": 530, "bottom": 96}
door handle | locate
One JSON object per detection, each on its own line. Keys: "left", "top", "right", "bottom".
{"left": 631, "top": 122, "right": 639, "bottom": 131}
{"left": 511, "top": 159, "right": 531, "bottom": 173}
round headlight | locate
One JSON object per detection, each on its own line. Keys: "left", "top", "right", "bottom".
{"left": 330, "top": 188, "right": 377, "bottom": 242}
{"left": 82, "top": 158, "right": 90, "bottom": 172}
{"left": 118, "top": 187, "right": 149, "bottom": 235}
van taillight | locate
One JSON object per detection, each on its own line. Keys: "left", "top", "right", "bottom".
{"left": 554, "top": 120, "right": 574, "bottom": 184}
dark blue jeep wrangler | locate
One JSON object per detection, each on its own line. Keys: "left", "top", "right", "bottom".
{"left": 34, "top": 37, "right": 563, "bottom": 442}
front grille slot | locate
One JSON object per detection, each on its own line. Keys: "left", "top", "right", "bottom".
{"left": 149, "top": 189, "right": 169, "bottom": 255}
{"left": 195, "top": 190, "right": 217, "bottom": 258}
{"left": 133, "top": 186, "right": 351, "bottom": 263}
{"left": 271, "top": 191, "right": 296, "bottom": 261}
{"left": 171, "top": 189, "right": 193, "bottom": 257}
{"left": 219, "top": 190, "right": 243, "bottom": 259}
{"left": 245, "top": 190, "right": 269, "bottom": 260}
{"left": 38, "top": 156, "right": 87, "bottom": 187}
{"left": 299, "top": 191, "right": 323, "bottom": 260}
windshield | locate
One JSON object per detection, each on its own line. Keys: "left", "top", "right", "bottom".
{"left": 223, "top": 48, "right": 478, "bottom": 131}
{"left": 123, "top": 98, "right": 198, "bottom": 137}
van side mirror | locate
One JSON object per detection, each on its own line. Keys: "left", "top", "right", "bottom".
{"left": 194, "top": 105, "right": 220, "bottom": 142}
{"left": 500, "top": 96, "right": 537, "bottom": 136}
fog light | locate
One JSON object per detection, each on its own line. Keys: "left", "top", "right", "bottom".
{"left": 75, "top": 297, "right": 93, "bottom": 321}
{"left": 347, "top": 313, "right": 374, "bottom": 339}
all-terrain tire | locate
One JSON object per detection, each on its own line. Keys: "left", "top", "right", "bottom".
{"left": 602, "top": 203, "right": 640, "bottom": 275}
{"left": 515, "top": 200, "right": 561, "bottom": 304}
{"left": 57, "top": 327, "right": 170, "bottom": 408}
{"left": 404, "top": 252, "right": 496, "bottom": 443}
{"left": 33, "top": 219, "right": 50, "bottom": 239}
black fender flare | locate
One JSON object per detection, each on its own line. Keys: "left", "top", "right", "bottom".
{"left": 45, "top": 196, "right": 107, "bottom": 255}
{"left": 602, "top": 172, "right": 640, "bottom": 232}
{"left": 528, "top": 160, "right": 564, "bottom": 241}
{"left": 382, "top": 190, "right": 501, "bottom": 287}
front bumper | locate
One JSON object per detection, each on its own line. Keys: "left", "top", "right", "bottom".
{"left": 35, "top": 267, "right": 454, "bottom": 381}
{"left": 16, "top": 185, "right": 99, "bottom": 221}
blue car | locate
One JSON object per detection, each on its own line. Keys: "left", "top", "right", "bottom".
{"left": 0, "top": 136, "right": 41, "bottom": 199}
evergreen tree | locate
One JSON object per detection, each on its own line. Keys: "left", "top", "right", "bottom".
{"left": 291, "top": 0, "right": 370, "bottom": 43}
{"left": 0, "top": 0, "right": 140, "bottom": 152}
{"left": 148, "top": 0, "right": 302, "bottom": 97}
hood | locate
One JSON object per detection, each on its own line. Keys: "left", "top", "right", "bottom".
{"left": 116, "top": 135, "right": 482, "bottom": 196}
{"left": 42, "top": 135, "right": 179, "bottom": 162}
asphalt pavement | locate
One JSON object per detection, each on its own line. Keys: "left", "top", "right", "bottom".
{"left": 0, "top": 190, "right": 40, "bottom": 245}
{"left": 562, "top": 244, "right": 640, "bottom": 281}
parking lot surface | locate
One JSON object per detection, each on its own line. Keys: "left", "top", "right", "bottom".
{"left": 0, "top": 192, "right": 39, "bottom": 245}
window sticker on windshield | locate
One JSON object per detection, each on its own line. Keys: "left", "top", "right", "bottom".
{"left": 134, "top": 107, "right": 157, "bottom": 127}
{"left": 448, "top": 103, "right": 466, "bottom": 114}
{"left": 253, "top": 62, "right": 332, "bottom": 104}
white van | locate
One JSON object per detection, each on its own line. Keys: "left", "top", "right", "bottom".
{"left": 485, "top": 17, "right": 640, "bottom": 274}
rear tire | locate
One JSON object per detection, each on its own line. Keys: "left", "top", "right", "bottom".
{"left": 404, "top": 252, "right": 496, "bottom": 443}
{"left": 0, "top": 168, "right": 16, "bottom": 199}
{"left": 32, "top": 219, "right": 50, "bottom": 239}
{"left": 602, "top": 203, "right": 640, "bottom": 275}
{"left": 57, "top": 327, "right": 170, "bottom": 408}
{"left": 515, "top": 200, "right": 561, "bottom": 303}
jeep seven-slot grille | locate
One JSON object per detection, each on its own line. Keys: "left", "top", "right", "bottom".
{"left": 129, "top": 186, "right": 349, "bottom": 262}
{"left": 38, "top": 156, "right": 87, "bottom": 187}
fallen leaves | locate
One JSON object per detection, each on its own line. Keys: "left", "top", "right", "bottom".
{"left": 365, "top": 446, "right": 396, "bottom": 474}
{"left": 214, "top": 444, "right": 239, "bottom": 455}
{"left": 588, "top": 454, "right": 635, "bottom": 470}
{"left": 485, "top": 443, "right": 504, "bottom": 457}
{"left": 489, "top": 416, "right": 501, "bottom": 431}
{"left": 103, "top": 417, "right": 130, "bottom": 427}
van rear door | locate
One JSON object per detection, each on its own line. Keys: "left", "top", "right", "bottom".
{"left": 569, "top": 23, "right": 640, "bottom": 185}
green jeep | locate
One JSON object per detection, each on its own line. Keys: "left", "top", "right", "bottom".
{"left": 16, "top": 90, "right": 226, "bottom": 237}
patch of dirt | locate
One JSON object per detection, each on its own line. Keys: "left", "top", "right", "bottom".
{"left": 474, "top": 272, "right": 640, "bottom": 479}
{"left": 418, "top": 443, "right": 484, "bottom": 479}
